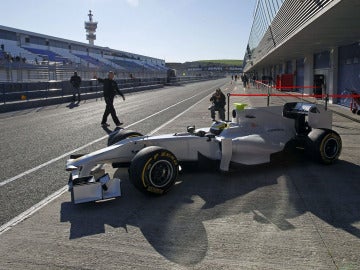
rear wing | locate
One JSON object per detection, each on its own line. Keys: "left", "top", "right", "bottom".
{"left": 283, "top": 102, "right": 332, "bottom": 130}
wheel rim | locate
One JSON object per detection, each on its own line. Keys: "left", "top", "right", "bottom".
{"left": 324, "top": 137, "right": 339, "bottom": 159}
{"left": 148, "top": 160, "right": 174, "bottom": 188}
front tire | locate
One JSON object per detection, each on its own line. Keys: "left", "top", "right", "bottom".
{"left": 129, "top": 146, "right": 179, "bottom": 195}
{"left": 307, "top": 129, "right": 342, "bottom": 164}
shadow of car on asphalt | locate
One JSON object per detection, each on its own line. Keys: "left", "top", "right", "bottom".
{"left": 60, "top": 156, "right": 360, "bottom": 266}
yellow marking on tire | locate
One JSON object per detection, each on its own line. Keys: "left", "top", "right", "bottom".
{"left": 147, "top": 186, "right": 164, "bottom": 194}
{"left": 141, "top": 158, "right": 153, "bottom": 187}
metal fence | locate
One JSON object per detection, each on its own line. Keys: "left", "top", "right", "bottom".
{"left": 0, "top": 59, "right": 168, "bottom": 83}
{"left": 0, "top": 74, "right": 225, "bottom": 105}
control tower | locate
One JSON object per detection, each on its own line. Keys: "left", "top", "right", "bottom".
{"left": 84, "top": 10, "right": 98, "bottom": 45}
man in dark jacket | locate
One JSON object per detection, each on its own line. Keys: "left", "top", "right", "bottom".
{"left": 70, "top": 71, "right": 82, "bottom": 102}
{"left": 209, "top": 88, "right": 226, "bottom": 121}
{"left": 95, "top": 71, "right": 125, "bottom": 127}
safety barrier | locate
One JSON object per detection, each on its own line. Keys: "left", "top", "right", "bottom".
{"left": 0, "top": 80, "right": 99, "bottom": 104}
{"left": 1, "top": 75, "right": 224, "bottom": 104}
{"left": 253, "top": 80, "right": 359, "bottom": 105}
{"left": 254, "top": 80, "right": 322, "bottom": 92}
{"left": 0, "top": 74, "right": 225, "bottom": 113}
{"left": 0, "top": 78, "right": 166, "bottom": 104}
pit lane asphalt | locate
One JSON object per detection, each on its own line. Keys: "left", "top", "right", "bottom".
{"left": 0, "top": 78, "right": 359, "bottom": 270}
{"left": 0, "top": 78, "right": 227, "bottom": 225}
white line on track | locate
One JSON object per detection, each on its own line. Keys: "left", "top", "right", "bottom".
{"left": 148, "top": 92, "right": 210, "bottom": 135}
{"left": 0, "top": 186, "right": 68, "bottom": 235}
{"left": 0, "top": 85, "right": 218, "bottom": 235}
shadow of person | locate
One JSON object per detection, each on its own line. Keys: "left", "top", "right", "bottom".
{"left": 66, "top": 102, "right": 79, "bottom": 109}
{"left": 101, "top": 126, "right": 122, "bottom": 135}
{"left": 101, "top": 125, "right": 112, "bottom": 134}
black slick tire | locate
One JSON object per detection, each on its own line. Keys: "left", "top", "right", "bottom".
{"left": 129, "top": 146, "right": 179, "bottom": 195}
{"left": 307, "top": 128, "right": 342, "bottom": 164}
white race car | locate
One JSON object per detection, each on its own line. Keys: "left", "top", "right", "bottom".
{"left": 66, "top": 102, "right": 342, "bottom": 203}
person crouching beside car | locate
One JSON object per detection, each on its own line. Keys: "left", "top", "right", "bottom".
{"left": 209, "top": 88, "right": 226, "bottom": 121}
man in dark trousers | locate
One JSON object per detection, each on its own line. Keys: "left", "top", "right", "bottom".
{"left": 95, "top": 71, "right": 125, "bottom": 127}
{"left": 209, "top": 88, "right": 226, "bottom": 121}
{"left": 70, "top": 71, "right": 82, "bottom": 102}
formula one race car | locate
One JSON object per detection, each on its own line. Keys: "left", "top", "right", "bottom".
{"left": 66, "top": 102, "right": 342, "bottom": 203}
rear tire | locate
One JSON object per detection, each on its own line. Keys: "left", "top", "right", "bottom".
{"left": 129, "top": 146, "right": 179, "bottom": 195}
{"left": 107, "top": 129, "right": 143, "bottom": 146}
{"left": 307, "top": 129, "right": 342, "bottom": 164}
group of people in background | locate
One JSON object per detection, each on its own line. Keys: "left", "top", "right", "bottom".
{"left": 231, "top": 73, "right": 274, "bottom": 88}
{"left": 231, "top": 73, "right": 251, "bottom": 88}
{"left": 0, "top": 51, "right": 27, "bottom": 64}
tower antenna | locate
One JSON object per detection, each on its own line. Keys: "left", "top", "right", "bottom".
{"left": 84, "top": 10, "right": 98, "bottom": 45}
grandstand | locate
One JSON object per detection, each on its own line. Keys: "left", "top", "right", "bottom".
{"left": 0, "top": 25, "right": 225, "bottom": 113}
{"left": 0, "top": 25, "right": 167, "bottom": 82}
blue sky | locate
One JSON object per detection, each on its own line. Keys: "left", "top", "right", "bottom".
{"left": 0, "top": 0, "right": 257, "bottom": 63}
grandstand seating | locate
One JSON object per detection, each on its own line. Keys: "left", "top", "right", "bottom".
{"left": 50, "top": 47, "right": 81, "bottom": 64}
{"left": 109, "top": 58, "right": 146, "bottom": 72}
{"left": 143, "top": 62, "right": 168, "bottom": 70}
{"left": 0, "top": 25, "right": 168, "bottom": 83}
{"left": 0, "top": 41, "right": 159, "bottom": 72}
{"left": 22, "top": 47, "right": 62, "bottom": 62}
{"left": 1, "top": 40, "right": 167, "bottom": 72}
{"left": 89, "top": 53, "right": 124, "bottom": 70}
{"left": 0, "top": 39, "right": 37, "bottom": 63}
{"left": 74, "top": 53, "right": 109, "bottom": 68}
{"left": 2, "top": 26, "right": 236, "bottom": 112}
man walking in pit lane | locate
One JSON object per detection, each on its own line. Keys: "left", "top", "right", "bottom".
{"left": 70, "top": 71, "right": 82, "bottom": 102}
{"left": 94, "top": 71, "right": 125, "bottom": 127}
